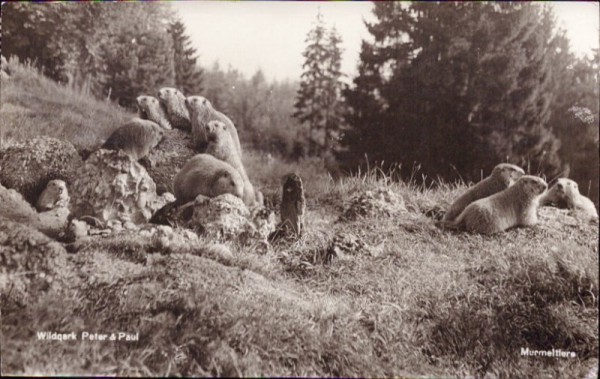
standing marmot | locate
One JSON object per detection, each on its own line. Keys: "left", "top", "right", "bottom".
{"left": 157, "top": 87, "right": 191, "bottom": 131}
{"left": 204, "top": 120, "right": 257, "bottom": 206}
{"left": 541, "top": 178, "right": 598, "bottom": 221}
{"left": 102, "top": 118, "right": 165, "bottom": 161}
{"left": 442, "top": 163, "right": 525, "bottom": 222}
{"left": 444, "top": 175, "right": 547, "bottom": 234}
{"left": 185, "top": 95, "right": 242, "bottom": 155}
{"left": 137, "top": 95, "right": 172, "bottom": 130}
{"left": 36, "top": 179, "right": 70, "bottom": 212}
{"left": 174, "top": 153, "right": 244, "bottom": 205}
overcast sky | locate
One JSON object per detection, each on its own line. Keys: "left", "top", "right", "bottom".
{"left": 172, "top": 1, "right": 600, "bottom": 82}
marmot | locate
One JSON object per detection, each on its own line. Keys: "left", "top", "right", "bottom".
{"left": 541, "top": 178, "right": 598, "bottom": 221}
{"left": 442, "top": 163, "right": 525, "bottom": 222}
{"left": 173, "top": 153, "right": 244, "bottom": 205}
{"left": 157, "top": 87, "right": 191, "bottom": 131}
{"left": 204, "top": 120, "right": 257, "bottom": 206}
{"left": 444, "top": 175, "right": 547, "bottom": 234}
{"left": 136, "top": 95, "right": 172, "bottom": 130}
{"left": 102, "top": 118, "right": 165, "bottom": 161}
{"left": 185, "top": 95, "right": 242, "bottom": 155}
{"left": 36, "top": 179, "right": 70, "bottom": 212}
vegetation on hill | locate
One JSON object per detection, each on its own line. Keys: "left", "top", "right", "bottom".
{"left": 1, "top": 58, "right": 598, "bottom": 378}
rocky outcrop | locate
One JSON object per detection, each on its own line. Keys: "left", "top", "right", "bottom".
{"left": 145, "top": 129, "right": 197, "bottom": 194}
{"left": 0, "top": 137, "right": 82, "bottom": 205}
{"left": 0, "top": 183, "right": 70, "bottom": 238}
{"left": 70, "top": 149, "right": 173, "bottom": 227}
{"left": 153, "top": 194, "right": 277, "bottom": 243}
{"left": 340, "top": 188, "right": 407, "bottom": 221}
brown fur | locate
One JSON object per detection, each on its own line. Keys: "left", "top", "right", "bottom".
{"left": 541, "top": 178, "right": 598, "bottom": 221}
{"left": 173, "top": 154, "right": 244, "bottom": 205}
{"left": 204, "top": 120, "right": 256, "bottom": 206}
{"left": 36, "top": 179, "right": 70, "bottom": 212}
{"left": 447, "top": 175, "right": 547, "bottom": 234}
{"left": 443, "top": 163, "right": 525, "bottom": 222}
{"left": 185, "top": 95, "right": 242, "bottom": 155}
{"left": 137, "top": 95, "right": 171, "bottom": 130}
{"left": 102, "top": 118, "right": 164, "bottom": 161}
{"left": 157, "top": 87, "right": 191, "bottom": 131}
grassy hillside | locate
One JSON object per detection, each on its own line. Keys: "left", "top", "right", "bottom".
{"left": 1, "top": 60, "right": 598, "bottom": 378}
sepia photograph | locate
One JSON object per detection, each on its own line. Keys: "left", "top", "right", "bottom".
{"left": 0, "top": 1, "right": 598, "bottom": 377}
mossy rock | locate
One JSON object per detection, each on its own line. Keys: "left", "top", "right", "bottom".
{"left": 0, "top": 137, "right": 82, "bottom": 205}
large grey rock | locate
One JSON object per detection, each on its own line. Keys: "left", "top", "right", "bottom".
{"left": 0, "top": 137, "right": 82, "bottom": 205}
{"left": 70, "top": 149, "right": 172, "bottom": 226}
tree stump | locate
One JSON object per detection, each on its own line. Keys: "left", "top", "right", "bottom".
{"left": 269, "top": 173, "right": 305, "bottom": 242}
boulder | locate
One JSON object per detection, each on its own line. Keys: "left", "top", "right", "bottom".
{"left": 0, "top": 137, "right": 83, "bottom": 205}
{"left": 70, "top": 149, "right": 173, "bottom": 226}
{"left": 0, "top": 218, "right": 68, "bottom": 307}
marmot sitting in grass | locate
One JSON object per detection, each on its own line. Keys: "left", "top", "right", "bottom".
{"left": 136, "top": 95, "right": 171, "bottom": 130}
{"left": 101, "top": 118, "right": 165, "bottom": 162}
{"left": 36, "top": 179, "right": 70, "bottom": 212}
{"left": 541, "top": 178, "right": 598, "bottom": 221}
{"left": 442, "top": 175, "right": 547, "bottom": 234}
{"left": 204, "top": 120, "right": 258, "bottom": 207}
{"left": 173, "top": 153, "right": 244, "bottom": 205}
{"left": 185, "top": 95, "right": 241, "bottom": 155}
{"left": 442, "top": 163, "right": 525, "bottom": 222}
{"left": 157, "top": 87, "right": 191, "bottom": 131}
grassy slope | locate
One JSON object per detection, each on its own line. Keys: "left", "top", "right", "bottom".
{"left": 1, "top": 61, "right": 598, "bottom": 378}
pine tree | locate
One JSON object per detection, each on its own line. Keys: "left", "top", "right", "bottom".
{"left": 168, "top": 20, "right": 203, "bottom": 95}
{"left": 293, "top": 10, "right": 328, "bottom": 156}
{"left": 342, "top": 2, "right": 564, "bottom": 182}
{"left": 293, "top": 11, "right": 345, "bottom": 156}
{"left": 323, "top": 26, "right": 345, "bottom": 153}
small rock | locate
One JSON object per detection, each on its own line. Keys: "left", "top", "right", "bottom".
{"left": 340, "top": 188, "right": 406, "bottom": 221}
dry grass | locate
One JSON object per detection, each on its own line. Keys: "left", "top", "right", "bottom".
{"left": 0, "top": 57, "right": 133, "bottom": 150}
{"left": 1, "top": 59, "right": 598, "bottom": 378}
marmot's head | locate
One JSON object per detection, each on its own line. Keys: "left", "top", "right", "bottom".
{"left": 516, "top": 175, "right": 547, "bottom": 197}
{"left": 492, "top": 163, "right": 525, "bottom": 186}
{"left": 554, "top": 178, "right": 579, "bottom": 196}
{"left": 206, "top": 120, "right": 227, "bottom": 142}
{"left": 212, "top": 169, "right": 244, "bottom": 199}
{"left": 157, "top": 87, "right": 188, "bottom": 114}
{"left": 184, "top": 96, "right": 212, "bottom": 116}
{"left": 133, "top": 118, "right": 165, "bottom": 147}
{"left": 42, "top": 179, "right": 70, "bottom": 207}
{"left": 137, "top": 96, "right": 171, "bottom": 130}
{"left": 546, "top": 178, "right": 580, "bottom": 204}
